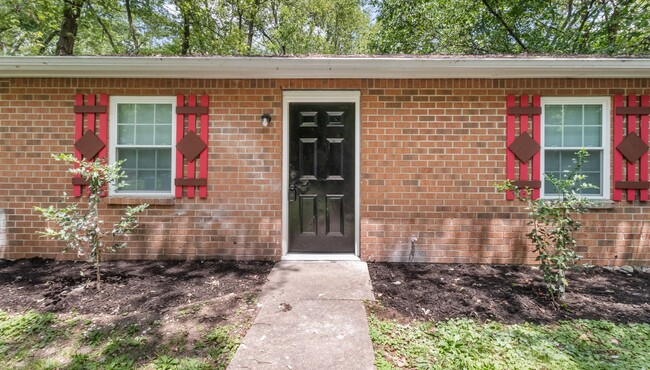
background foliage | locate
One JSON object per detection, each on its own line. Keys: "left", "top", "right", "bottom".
{"left": 371, "top": 0, "right": 650, "bottom": 55}
{"left": 2, "top": 0, "right": 648, "bottom": 56}
{"left": 0, "top": 0, "right": 371, "bottom": 55}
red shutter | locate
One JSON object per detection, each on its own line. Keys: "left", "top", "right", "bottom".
{"left": 72, "top": 94, "right": 108, "bottom": 197}
{"left": 506, "top": 95, "right": 542, "bottom": 200}
{"left": 175, "top": 95, "right": 209, "bottom": 199}
{"left": 613, "top": 95, "right": 650, "bottom": 202}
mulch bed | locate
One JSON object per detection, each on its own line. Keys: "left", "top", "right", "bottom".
{"left": 369, "top": 263, "right": 650, "bottom": 324}
{"left": 0, "top": 258, "right": 274, "bottom": 316}
{"left": 4, "top": 259, "right": 649, "bottom": 325}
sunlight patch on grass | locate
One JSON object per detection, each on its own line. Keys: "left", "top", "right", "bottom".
{"left": 0, "top": 310, "right": 244, "bottom": 370}
{"left": 369, "top": 316, "right": 650, "bottom": 370}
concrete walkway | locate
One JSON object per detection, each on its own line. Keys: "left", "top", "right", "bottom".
{"left": 228, "top": 261, "right": 376, "bottom": 370}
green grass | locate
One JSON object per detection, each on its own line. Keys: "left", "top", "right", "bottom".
{"left": 0, "top": 310, "right": 242, "bottom": 370}
{"left": 369, "top": 315, "right": 650, "bottom": 370}
{"left": 0, "top": 310, "right": 74, "bottom": 363}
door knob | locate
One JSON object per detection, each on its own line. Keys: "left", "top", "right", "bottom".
{"left": 289, "top": 184, "right": 297, "bottom": 202}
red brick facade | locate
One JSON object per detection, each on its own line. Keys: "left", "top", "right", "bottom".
{"left": 1, "top": 77, "right": 648, "bottom": 265}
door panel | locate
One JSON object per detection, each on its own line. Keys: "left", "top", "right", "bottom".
{"left": 299, "top": 195, "right": 318, "bottom": 235}
{"left": 326, "top": 195, "right": 344, "bottom": 236}
{"left": 326, "top": 138, "right": 344, "bottom": 180}
{"left": 289, "top": 102, "right": 355, "bottom": 253}
{"left": 299, "top": 138, "right": 318, "bottom": 180}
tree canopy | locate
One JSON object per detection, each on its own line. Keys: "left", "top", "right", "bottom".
{"left": 0, "top": 0, "right": 372, "bottom": 56}
{"left": 371, "top": 0, "right": 650, "bottom": 55}
{"left": 1, "top": 0, "right": 648, "bottom": 56}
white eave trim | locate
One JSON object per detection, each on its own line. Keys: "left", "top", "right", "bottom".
{"left": 1, "top": 56, "right": 649, "bottom": 79}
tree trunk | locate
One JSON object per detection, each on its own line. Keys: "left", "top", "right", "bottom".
{"left": 247, "top": 20, "right": 254, "bottom": 54}
{"left": 125, "top": 0, "right": 140, "bottom": 54}
{"left": 247, "top": 0, "right": 262, "bottom": 55}
{"left": 55, "top": 0, "right": 85, "bottom": 56}
{"left": 95, "top": 248, "right": 101, "bottom": 288}
{"left": 181, "top": 9, "right": 191, "bottom": 55}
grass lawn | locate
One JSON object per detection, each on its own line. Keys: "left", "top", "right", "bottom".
{"left": 369, "top": 313, "right": 650, "bottom": 369}
{"left": 0, "top": 309, "right": 243, "bottom": 369}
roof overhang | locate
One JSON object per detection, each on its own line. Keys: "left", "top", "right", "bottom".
{"left": 1, "top": 56, "right": 649, "bottom": 79}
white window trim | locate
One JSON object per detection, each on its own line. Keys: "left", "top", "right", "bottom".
{"left": 109, "top": 96, "right": 177, "bottom": 197}
{"left": 540, "top": 96, "right": 611, "bottom": 200}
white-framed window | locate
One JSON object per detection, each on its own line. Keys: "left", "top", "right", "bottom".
{"left": 541, "top": 97, "right": 610, "bottom": 199}
{"left": 109, "top": 97, "right": 176, "bottom": 196}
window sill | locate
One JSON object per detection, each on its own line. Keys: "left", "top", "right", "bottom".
{"left": 107, "top": 196, "right": 175, "bottom": 206}
{"left": 538, "top": 198, "right": 615, "bottom": 209}
{"left": 587, "top": 200, "right": 615, "bottom": 210}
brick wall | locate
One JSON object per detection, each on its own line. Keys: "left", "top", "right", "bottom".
{"left": 0, "top": 77, "right": 648, "bottom": 265}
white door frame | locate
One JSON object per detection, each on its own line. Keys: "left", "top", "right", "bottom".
{"left": 281, "top": 90, "right": 361, "bottom": 260}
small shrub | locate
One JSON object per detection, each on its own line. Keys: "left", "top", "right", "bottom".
{"left": 497, "top": 149, "right": 595, "bottom": 301}
{"left": 35, "top": 154, "right": 148, "bottom": 287}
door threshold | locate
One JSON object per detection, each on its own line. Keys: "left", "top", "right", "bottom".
{"left": 282, "top": 253, "right": 360, "bottom": 261}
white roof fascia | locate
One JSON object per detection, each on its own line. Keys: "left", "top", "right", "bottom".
{"left": 0, "top": 56, "right": 649, "bottom": 79}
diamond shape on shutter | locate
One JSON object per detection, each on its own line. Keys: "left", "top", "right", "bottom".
{"left": 508, "top": 132, "right": 540, "bottom": 163}
{"left": 176, "top": 131, "right": 207, "bottom": 162}
{"left": 617, "top": 132, "right": 648, "bottom": 163}
{"left": 74, "top": 130, "right": 105, "bottom": 159}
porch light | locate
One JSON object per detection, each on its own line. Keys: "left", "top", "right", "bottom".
{"left": 261, "top": 113, "right": 272, "bottom": 127}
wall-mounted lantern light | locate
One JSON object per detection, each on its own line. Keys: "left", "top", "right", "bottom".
{"left": 261, "top": 113, "right": 272, "bottom": 128}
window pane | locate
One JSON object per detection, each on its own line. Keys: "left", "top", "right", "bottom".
{"left": 545, "top": 151, "right": 561, "bottom": 172}
{"left": 544, "top": 149, "right": 602, "bottom": 196}
{"left": 545, "top": 126, "right": 562, "bottom": 147}
{"left": 118, "top": 148, "right": 138, "bottom": 169}
{"left": 117, "top": 125, "right": 135, "bottom": 145}
{"left": 544, "top": 175, "right": 561, "bottom": 195}
{"left": 559, "top": 151, "right": 575, "bottom": 173}
{"left": 157, "top": 170, "right": 172, "bottom": 191}
{"left": 564, "top": 126, "right": 582, "bottom": 147}
{"left": 564, "top": 105, "right": 583, "bottom": 125}
{"left": 582, "top": 150, "right": 601, "bottom": 172}
{"left": 155, "top": 125, "right": 172, "bottom": 145}
{"left": 584, "top": 126, "right": 602, "bottom": 146}
{"left": 118, "top": 104, "right": 135, "bottom": 124}
{"left": 135, "top": 125, "right": 155, "bottom": 145}
{"left": 137, "top": 149, "right": 156, "bottom": 169}
{"left": 156, "top": 149, "right": 172, "bottom": 168}
{"left": 155, "top": 104, "right": 172, "bottom": 124}
{"left": 545, "top": 105, "right": 562, "bottom": 126}
{"left": 584, "top": 105, "right": 602, "bottom": 126}
{"left": 116, "top": 148, "right": 172, "bottom": 193}
{"left": 138, "top": 170, "right": 156, "bottom": 190}
{"left": 545, "top": 150, "right": 579, "bottom": 179}
{"left": 581, "top": 172, "right": 601, "bottom": 195}
{"left": 122, "top": 170, "right": 137, "bottom": 191}
{"left": 136, "top": 104, "right": 155, "bottom": 124}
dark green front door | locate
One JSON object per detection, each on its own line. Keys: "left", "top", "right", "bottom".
{"left": 288, "top": 102, "right": 355, "bottom": 253}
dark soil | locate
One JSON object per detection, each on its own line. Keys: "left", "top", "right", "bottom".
{"left": 0, "top": 258, "right": 273, "bottom": 316}
{"left": 369, "top": 263, "right": 650, "bottom": 324}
